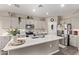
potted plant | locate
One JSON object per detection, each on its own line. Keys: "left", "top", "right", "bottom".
{"left": 8, "top": 28, "right": 20, "bottom": 41}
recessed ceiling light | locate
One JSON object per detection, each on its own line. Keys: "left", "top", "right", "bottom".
{"left": 46, "top": 12, "right": 48, "bottom": 15}
{"left": 60, "top": 4, "right": 65, "bottom": 7}
{"left": 8, "top": 4, "right": 12, "bottom": 6}
{"left": 33, "top": 9, "right": 36, "bottom": 12}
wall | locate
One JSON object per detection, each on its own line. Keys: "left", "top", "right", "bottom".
{"left": 0, "top": 16, "right": 19, "bottom": 35}
{"left": 0, "top": 16, "right": 47, "bottom": 35}
{"left": 60, "top": 15, "right": 79, "bottom": 29}
{"left": 20, "top": 17, "right": 47, "bottom": 34}
{"left": 46, "top": 17, "right": 58, "bottom": 35}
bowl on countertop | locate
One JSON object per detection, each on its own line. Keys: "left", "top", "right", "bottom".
{"left": 10, "top": 38, "right": 25, "bottom": 46}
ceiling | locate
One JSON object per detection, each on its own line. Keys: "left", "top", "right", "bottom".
{"left": 0, "top": 4, "right": 79, "bottom": 17}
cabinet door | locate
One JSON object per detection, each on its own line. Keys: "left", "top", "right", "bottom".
{"left": 76, "top": 37, "right": 79, "bottom": 48}
{"left": 70, "top": 35, "right": 77, "bottom": 47}
{"left": 77, "top": 40, "right": 79, "bottom": 48}
{"left": 0, "top": 39, "right": 1, "bottom": 49}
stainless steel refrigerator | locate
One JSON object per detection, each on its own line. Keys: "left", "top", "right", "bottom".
{"left": 63, "top": 23, "right": 72, "bottom": 46}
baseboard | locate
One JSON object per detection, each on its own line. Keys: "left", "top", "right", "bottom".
{"left": 59, "top": 44, "right": 66, "bottom": 48}
{"left": 48, "top": 50, "right": 59, "bottom": 55}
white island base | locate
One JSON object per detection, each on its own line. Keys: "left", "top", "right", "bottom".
{"left": 2, "top": 35, "right": 63, "bottom": 55}
{"left": 9, "top": 40, "right": 59, "bottom": 55}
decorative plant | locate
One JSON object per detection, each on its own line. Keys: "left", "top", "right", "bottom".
{"left": 8, "top": 28, "right": 20, "bottom": 36}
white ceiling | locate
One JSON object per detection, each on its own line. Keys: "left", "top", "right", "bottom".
{"left": 0, "top": 4, "right": 79, "bottom": 17}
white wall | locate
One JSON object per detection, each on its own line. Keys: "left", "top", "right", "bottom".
{"left": 60, "top": 16, "right": 79, "bottom": 29}
{"left": 0, "top": 16, "right": 19, "bottom": 35}
{"left": 46, "top": 17, "right": 57, "bottom": 35}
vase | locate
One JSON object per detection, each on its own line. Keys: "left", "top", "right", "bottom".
{"left": 11, "top": 36, "right": 17, "bottom": 42}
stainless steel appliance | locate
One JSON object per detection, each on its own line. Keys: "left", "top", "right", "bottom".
{"left": 64, "top": 23, "right": 72, "bottom": 46}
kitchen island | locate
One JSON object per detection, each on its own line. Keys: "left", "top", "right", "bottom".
{"left": 2, "top": 35, "right": 63, "bottom": 55}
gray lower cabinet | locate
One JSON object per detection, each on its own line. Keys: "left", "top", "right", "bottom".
{"left": 70, "top": 35, "right": 79, "bottom": 48}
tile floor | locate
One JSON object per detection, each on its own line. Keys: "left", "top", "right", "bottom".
{"left": 53, "top": 46, "right": 79, "bottom": 55}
